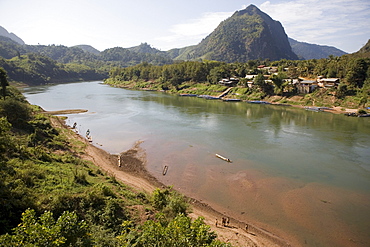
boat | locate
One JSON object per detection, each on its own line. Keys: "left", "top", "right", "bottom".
{"left": 162, "top": 165, "right": 169, "bottom": 175}
{"left": 223, "top": 98, "right": 241, "bottom": 102}
{"left": 344, "top": 112, "right": 357, "bottom": 117}
{"left": 304, "top": 106, "right": 321, "bottom": 112}
{"left": 247, "top": 100, "right": 271, "bottom": 104}
{"left": 197, "top": 95, "right": 220, "bottom": 100}
{"left": 87, "top": 136, "right": 93, "bottom": 142}
{"left": 206, "top": 96, "right": 220, "bottom": 100}
{"left": 180, "top": 93, "right": 198, "bottom": 97}
{"left": 215, "top": 154, "right": 232, "bottom": 163}
{"left": 358, "top": 114, "right": 370, "bottom": 117}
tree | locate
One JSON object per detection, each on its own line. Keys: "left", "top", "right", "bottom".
{"left": 271, "top": 73, "right": 285, "bottom": 95}
{"left": 0, "top": 209, "right": 91, "bottom": 247}
{"left": 345, "top": 58, "right": 368, "bottom": 88}
{"left": 119, "top": 214, "right": 231, "bottom": 247}
{"left": 0, "top": 68, "right": 9, "bottom": 100}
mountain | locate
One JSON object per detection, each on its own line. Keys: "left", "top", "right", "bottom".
{"left": 288, "top": 38, "right": 347, "bottom": 59}
{"left": 0, "top": 36, "right": 27, "bottom": 59}
{"left": 0, "top": 26, "right": 25, "bottom": 45}
{"left": 352, "top": 39, "right": 370, "bottom": 58}
{"left": 73, "top": 44, "right": 100, "bottom": 55}
{"left": 127, "top": 42, "right": 166, "bottom": 55}
{"left": 172, "top": 5, "right": 298, "bottom": 62}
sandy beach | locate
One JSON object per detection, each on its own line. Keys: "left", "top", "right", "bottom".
{"left": 51, "top": 115, "right": 293, "bottom": 247}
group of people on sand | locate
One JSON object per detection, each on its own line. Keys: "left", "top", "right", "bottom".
{"left": 215, "top": 217, "right": 230, "bottom": 227}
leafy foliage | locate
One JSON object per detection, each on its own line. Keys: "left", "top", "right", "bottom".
{"left": 119, "top": 214, "right": 231, "bottom": 247}
{"left": 0, "top": 209, "right": 90, "bottom": 247}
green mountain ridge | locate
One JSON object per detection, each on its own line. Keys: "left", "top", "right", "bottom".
{"left": 73, "top": 44, "right": 101, "bottom": 55}
{"left": 172, "top": 5, "right": 298, "bottom": 62}
{"left": 289, "top": 38, "right": 347, "bottom": 59}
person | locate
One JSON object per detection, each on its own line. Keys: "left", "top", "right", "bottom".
{"left": 215, "top": 219, "right": 218, "bottom": 227}
{"left": 72, "top": 122, "right": 77, "bottom": 129}
{"left": 226, "top": 217, "right": 230, "bottom": 226}
{"left": 86, "top": 129, "right": 90, "bottom": 137}
{"left": 118, "top": 156, "right": 121, "bottom": 167}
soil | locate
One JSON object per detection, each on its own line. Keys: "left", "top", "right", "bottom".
{"left": 51, "top": 116, "right": 293, "bottom": 247}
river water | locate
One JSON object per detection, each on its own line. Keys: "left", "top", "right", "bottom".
{"left": 23, "top": 81, "right": 370, "bottom": 247}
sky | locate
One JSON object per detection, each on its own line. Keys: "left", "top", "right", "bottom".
{"left": 0, "top": 0, "right": 369, "bottom": 53}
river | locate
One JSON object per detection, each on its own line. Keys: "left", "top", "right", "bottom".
{"left": 23, "top": 81, "right": 370, "bottom": 247}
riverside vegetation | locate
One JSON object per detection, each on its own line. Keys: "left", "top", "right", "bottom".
{"left": 105, "top": 52, "right": 370, "bottom": 110}
{"left": 0, "top": 70, "right": 231, "bottom": 246}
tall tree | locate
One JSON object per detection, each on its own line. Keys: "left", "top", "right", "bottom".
{"left": 0, "top": 68, "right": 9, "bottom": 100}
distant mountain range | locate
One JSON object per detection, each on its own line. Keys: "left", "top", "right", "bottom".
{"left": 288, "top": 38, "right": 346, "bottom": 60}
{"left": 0, "top": 5, "right": 352, "bottom": 64}
{"left": 0, "top": 26, "right": 25, "bottom": 45}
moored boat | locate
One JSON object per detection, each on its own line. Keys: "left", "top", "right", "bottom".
{"left": 215, "top": 153, "right": 232, "bottom": 163}
{"left": 247, "top": 100, "right": 271, "bottom": 104}
{"left": 223, "top": 98, "right": 241, "bottom": 102}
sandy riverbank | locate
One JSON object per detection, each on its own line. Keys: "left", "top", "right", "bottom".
{"left": 50, "top": 116, "right": 293, "bottom": 247}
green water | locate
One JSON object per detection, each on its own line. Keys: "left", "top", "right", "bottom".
{"left": 23, "top": 81, "right": 370, "bottom": 246}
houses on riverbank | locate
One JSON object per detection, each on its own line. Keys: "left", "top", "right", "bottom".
{"left": 218, "top": 65, "right": 340, "bottom": 95}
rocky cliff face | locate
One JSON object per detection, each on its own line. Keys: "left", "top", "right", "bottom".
{"left": 175, "top": 5, "right": 298, "bottom": 62}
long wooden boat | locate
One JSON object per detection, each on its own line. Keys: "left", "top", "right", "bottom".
{"left": 223, "top": 98, "right": 241, "bottom": 102}
{"left": 162, "top": 165, "right": 169, "bottom": 175}
{"left": 180, "top": 93, "right": 198, "bottom": 97}
{"left": 247, "top": 100, "right": 271, "bottom": 104}
{"left": 215, "top": 154, "right": 232, "bottom": 163}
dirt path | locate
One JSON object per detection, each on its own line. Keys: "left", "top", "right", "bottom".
{"left": 52, "top": 116, "right": 292, "bottom": 247}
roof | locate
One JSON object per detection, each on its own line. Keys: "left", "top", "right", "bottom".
{"left": 318, "top": 78, "right": 339, "bottom": 82}
{"left": 245, "top": 75, "right": 257, "bottom": 79}
{"left": 300, "top": 80, "right": 316, "bottom": 84}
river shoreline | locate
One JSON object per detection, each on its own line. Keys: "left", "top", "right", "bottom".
{"left": 51, "top": 115, "right": 294, "bottom": 247}
{"left": 108, "top": 83, "right": 362, "bottom": 115}
{"left": 25, "top": 81, "right": 369, "bottom": 247}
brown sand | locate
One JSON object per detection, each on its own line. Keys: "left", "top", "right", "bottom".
{"left": 44, "top": 109, "right": 88, "bottom": 115}
{"left": 51, "top": 116, "right": 292, "bottom": 247}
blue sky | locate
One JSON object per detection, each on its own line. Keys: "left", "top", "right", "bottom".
{"left": 0, "top": 0, "right": 369, "bottom": 53}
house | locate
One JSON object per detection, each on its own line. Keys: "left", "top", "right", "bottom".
{"left": 283, "top": 79, "right": 300, "bottom": 84}
{"left": 257, "top": 66, "right": 278, "bottom": 74}
{"left": 247, "top": 81, "right": 254, "bottom": 88}
{"left": 245, "top": 75, "right": 257, "bottom": 80}
{"left": 218, "top": 77, "right": 239, "bottom": 87}
{"left": 317, "top": 78, "right": 340, "bottom": 88}
{"left": 297, "top": 80, "right": 317, "bottom": 94}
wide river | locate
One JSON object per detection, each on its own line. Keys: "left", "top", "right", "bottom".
{"left": 23, "top": 81, "right": 370, "bottom": 247}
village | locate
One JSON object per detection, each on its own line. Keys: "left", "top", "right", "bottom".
{"left": 218, "top": 65, "right": 340, "bottom": 95}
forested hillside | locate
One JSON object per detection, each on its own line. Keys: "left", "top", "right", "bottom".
{"left": 0, "top": 36, "right": 173, "bottom": 85}
{"left": 172, "top": 5, "right": 298, "bottom": 62}
{"left": 289, "top": 38, "right": 347, "bottom": 60}
{"left": 0, "top": 69, "right": 231, "bottom": 246}
{"left": 106, "top": 52, "right": 370, "bottom": 109}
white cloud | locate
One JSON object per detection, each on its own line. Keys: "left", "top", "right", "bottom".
{"left": 156, "top": 11, "right": 232, "bottom": 47}
{"left": 259, "top": 0, "right": 370, "bottom": 52}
